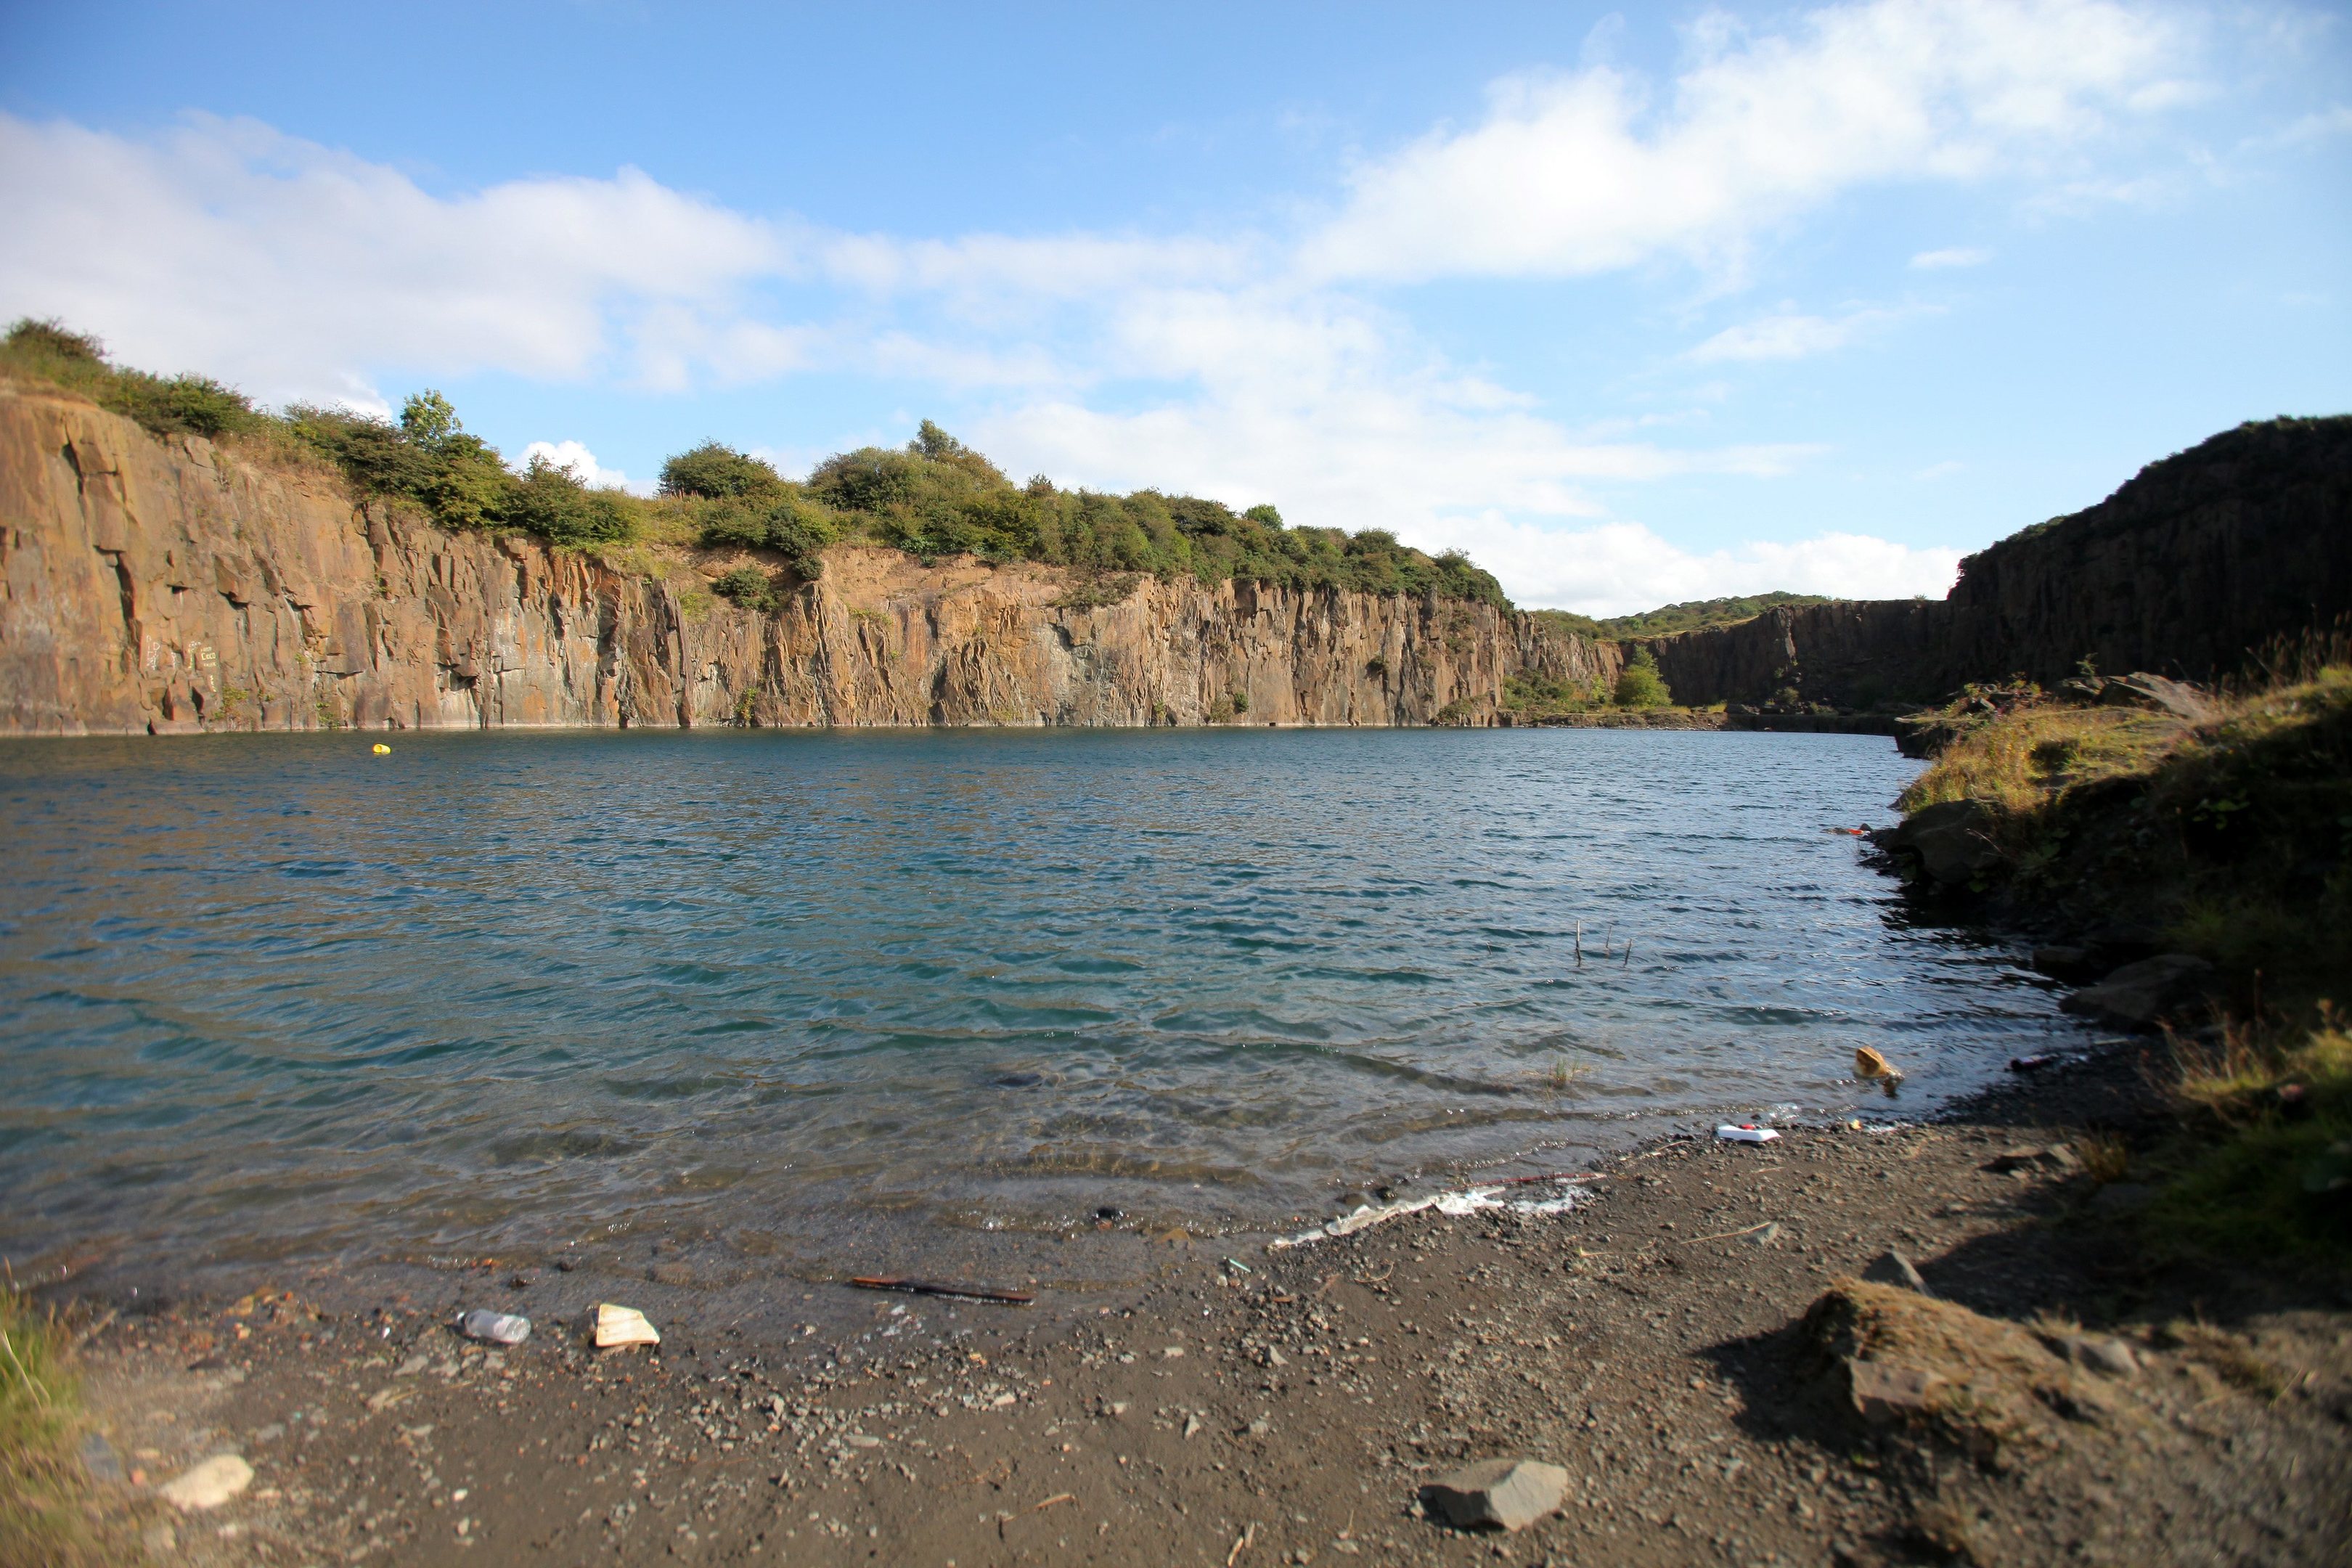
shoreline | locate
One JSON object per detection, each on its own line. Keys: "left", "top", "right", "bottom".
{"left": 48, "top": 1035, "right": 2349, "bottom": 1567}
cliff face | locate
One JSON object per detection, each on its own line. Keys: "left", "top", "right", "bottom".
{"left": 0, "top": 383, "right": 1614, "bottom": 735}
{"left": 1648, "top": 417, "right": 2352, "bottom": 709}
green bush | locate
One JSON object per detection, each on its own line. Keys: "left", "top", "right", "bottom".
{"left": 1614, "top": 647, "right": 1673, "bottom": 707}
{"left": 711, "top": 564, "right": 782, "bottom": 613}
{"left": 507, "top": 454, "right": 632, "bottom": 545}
{"left": 3, "top": 317, "right": 262, "bottom": 441}
{"left": 661, "top": 441, "right": 784, "bottom": 501}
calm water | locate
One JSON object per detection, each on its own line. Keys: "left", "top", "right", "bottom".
{"left": 0, "top": 728, "right": 2070, "bottom": 1305}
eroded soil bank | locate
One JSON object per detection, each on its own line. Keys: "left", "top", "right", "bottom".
{"left": 57, "top": 1046, "right": 2351, "bottom": 1567}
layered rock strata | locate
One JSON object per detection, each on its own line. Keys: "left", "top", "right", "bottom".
{"left": 0, "top": 382, "right": 1617, "bottom": 735}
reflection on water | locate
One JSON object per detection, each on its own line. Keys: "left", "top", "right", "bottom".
{"left": 0, "top": 727, "right": 2064, "bottom": 1291}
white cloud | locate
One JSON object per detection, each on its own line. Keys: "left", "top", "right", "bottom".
{"left": 1911, "top": 245, "right": 1993, "bottom": 268}
{"left": 1687, "top": 306, "right": 1906, "bottom": 362}
{"left": 515, "top": 440, "right": 650, "bottom": 495}
{"left": 1299, "top": 0, "right": 2186, "bottom": 283}
{"left": 0, "top": 111, "right": 789, "bottom": 407}
{"left": 0, "top": 0, "right": 2221, "bottom": 614}
{"left": 1433, "top": 514, "right": 1961, "bottom": 616}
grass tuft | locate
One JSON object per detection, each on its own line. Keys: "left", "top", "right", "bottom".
{"left": 0, "top": 1282, "right": 107, "bottom": 1568}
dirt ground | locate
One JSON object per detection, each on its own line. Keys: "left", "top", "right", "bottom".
{"left": 55, "top": 1042, "right": 2352, "bottom": 1568}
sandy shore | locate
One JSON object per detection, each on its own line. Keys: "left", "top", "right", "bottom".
{"left": 55, "top": 1041, "right": 2351, "bottom": 1567}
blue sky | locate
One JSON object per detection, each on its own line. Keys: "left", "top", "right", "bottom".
{"left": 2, "top": 1, "right": 2347, "bottom": 612}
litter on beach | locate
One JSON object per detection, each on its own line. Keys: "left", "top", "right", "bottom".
{"left": 1715, "top": 1124, "right": 1781, "bottom": 1143}
{"left": 1267, "top": 1177, "right": 1591, "bottom": 1250}
{"left": 455, "top": 1309, "right": 530, "bottom": 1346}
{"left": 1853, "top": 1046, "right": 1904, "bottom": 1082}
{"left": 593, "top": 1302, "right": 661, "bottom": 1349}
{"left": 2009, "top": 1053, "right": 2059, "bottom": 1072}
{"left": 850, "top": 1276, "right": 1035, "bottom": 1305}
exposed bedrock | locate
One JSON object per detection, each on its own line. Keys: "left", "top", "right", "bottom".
{"left": 1647, "top": 417, "right": 2352, "bottom": 709}
{"left": 0, "top": 383, "right": 1618, "bottom": 734}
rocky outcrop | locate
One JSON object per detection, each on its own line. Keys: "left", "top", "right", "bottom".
{"left": 0, "top": 381, "right": 1617, "bottom": 734}
{"left": 1647, "top": 417, "right": 2352, "bottom": 709}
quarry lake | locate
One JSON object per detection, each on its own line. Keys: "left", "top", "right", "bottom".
{"left": 1, "top": 727, "right": 2079, "bottom": 1311}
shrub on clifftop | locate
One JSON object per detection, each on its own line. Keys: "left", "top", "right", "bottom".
{"left": 661, "top": 441, "right": 785, "bottom": 501}
{"left": 2, "top": 317, "right": 263, "bottom": 441}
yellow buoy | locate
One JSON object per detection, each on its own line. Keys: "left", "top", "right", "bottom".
{"left": 372, "top": 743, "right": 391, "bottom": 754}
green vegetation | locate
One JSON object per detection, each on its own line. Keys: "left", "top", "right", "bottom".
{"left": 1, "top": 1286, "right": 104, "bottom": 1567}
{"left": 2, "top": 317, "right": 268, "bottom": 441}
{"left": 711, "top": 564, "right": 785, "bottom": 613}
{"left": 1612, "top": 647, "right": 1673, "bottom": 708}
{"left": 1895, "top": 647, "right": 2352, "bottom": 1265}
{"left": 1897, "top": 663, "right": 2351, "bottom": 1002}
{"left": 4, "top": 321, "right": 1516, "bottom": 604}
{"left": 2148, "top": 1020, "right": 2352, "bottom": 1265}
{"left": 1529, "top": 591, "right": 1834, "bottom": 644}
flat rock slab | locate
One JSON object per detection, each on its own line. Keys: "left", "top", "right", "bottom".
{"left": 1420, "top": 1458, "right": 1569, "bottom": 1532}
{"left": 159, "top": 1453, "right": 253, "bottom": 1510}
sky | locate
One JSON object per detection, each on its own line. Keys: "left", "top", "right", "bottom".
{"left": 1, "top": 1, "right": 2347, "bottom": 614}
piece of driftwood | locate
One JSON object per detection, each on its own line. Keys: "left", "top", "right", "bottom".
{"left": 849, "top": 1276, "right": 1034, "bottom": 1305}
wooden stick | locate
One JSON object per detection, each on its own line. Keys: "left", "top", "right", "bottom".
{"left": 850, "top": 1276, "right": 1034, "bottom": 1305}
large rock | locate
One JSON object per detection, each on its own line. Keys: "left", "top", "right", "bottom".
{"left": 1879, "top": 799, "right": 2005, "bottom": 888}
{"left": 1419, "top": 1458, "right": 1569, "bottom": 1532}
{"left": 0, "top": 382, "right": 1620, "bottom": 735}
{"left": 2060, "top": 953, "right": 2217, "bottom": 1028}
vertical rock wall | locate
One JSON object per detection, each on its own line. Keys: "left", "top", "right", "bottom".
{"left": 0, "top": 382, "right": 1616, "bottom": 735}
{"left": 1646, "top": 417, "right": 2352, "bottom": 709}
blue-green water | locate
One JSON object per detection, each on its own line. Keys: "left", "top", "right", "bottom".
{"left": 0, "top": 727, "right": 2068, "bottom": 1299}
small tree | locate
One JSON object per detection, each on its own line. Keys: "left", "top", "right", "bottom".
{"left": 1613, "top": 647, "right": 1672, "bottom": 708}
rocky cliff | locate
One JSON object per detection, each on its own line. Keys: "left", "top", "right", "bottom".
{"left": 0, "top": 381, "right": 1616, "bottom": 735}
{"left": 1647, "top": 417, "right": 2352, "bottom": 709}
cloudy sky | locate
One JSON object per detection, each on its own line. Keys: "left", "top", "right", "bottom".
{"left": 2, "top": 1, "right": 2346, "bottom": 613}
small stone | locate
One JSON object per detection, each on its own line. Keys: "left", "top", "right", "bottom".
{"left": 2041, "top": 1332, "right": 2139, "bottom": 1379}
{"left": 1161, "top": 1346, "right": 1185, "bottom": 1359}
{"left": 395, "top": 1354, "right": 429, "bottom": 1377}
{"left": 159, "top": 1453, "right": 254, "bottom": 1511}
{"left": 1418, "top": 1458, "right": 1569, "bottom": 1532}
{"left": 1862, "top": 1249, "right": 1930, "bottom": 1294}
{"left": 1247, "top": 1417, "right": 1272, "bottom": 1437}
{"left": 78, "top": 1432, "right": 124, "bottom": 1483}
{"left": 1183, "top": 1414, "right": 1204, "bottom": 1438}
{"left": 1847, "top": 1360, "right": 1940, "bottom": 1423}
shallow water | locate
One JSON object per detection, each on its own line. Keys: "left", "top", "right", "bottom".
{"left": 0, "top": 727, "right": 2068, "bottom": 1299}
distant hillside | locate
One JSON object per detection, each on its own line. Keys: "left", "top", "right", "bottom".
{"left": 1530, "top": 592, "right": 1836, "bottom": 642}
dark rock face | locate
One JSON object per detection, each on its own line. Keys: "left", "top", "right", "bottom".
{"left": 1647, "top": 417, "right": 2352, "bottom": 709}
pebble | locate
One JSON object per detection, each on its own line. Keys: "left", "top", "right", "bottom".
{"left": 159, "top": 1453, "right": 254, "bottom": 1511}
